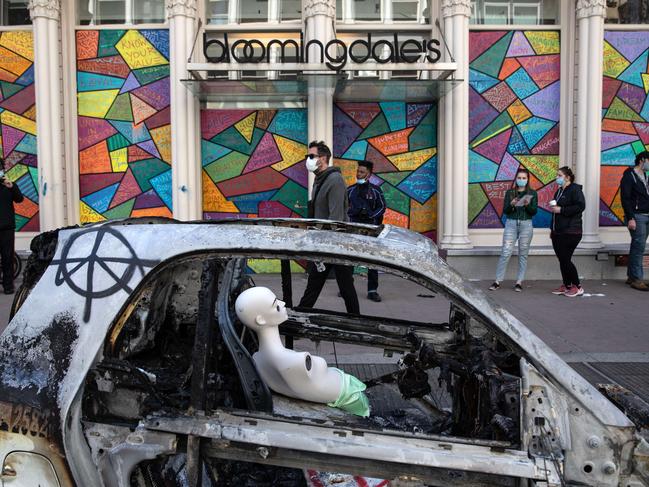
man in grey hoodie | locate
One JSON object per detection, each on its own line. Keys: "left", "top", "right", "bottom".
{"left": 298, "top": 141, "right": 360, "bottom": 314}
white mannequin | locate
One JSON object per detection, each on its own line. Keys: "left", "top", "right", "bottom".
{"left": 235, "top": 287, "right": 343, "bottom": 403}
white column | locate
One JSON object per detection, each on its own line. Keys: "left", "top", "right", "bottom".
{"left": 168, "top": 0, "right": 202, "bottom": 220}
{"left": 439, "top": 0, "right": 471, "bottom": 248}
{"left": 575, "top": 0, "right": 605, "bottom": 248}
{"left": 304, "top": 0, "right": 336, "bottom": 195}
{"left": 28, "top": 0, "right": 65, "bottom": 230}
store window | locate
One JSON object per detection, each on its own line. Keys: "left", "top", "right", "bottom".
{"left": 470, "top": 0, "right": 559, "bottom": 25}
{"left": 206, "top": 0, "right": 301, "bottom": 24}
{"left": 336, "top": 0, "right": 429, "bottom": 23}
{"left": 606, "top": 0, "right": 649, "bottom": 23}
{"left": 0, "top": 0, "right": 30, "bottom": 25}
{"left": 77, "top": 0, "right": 166, "bottom": 25}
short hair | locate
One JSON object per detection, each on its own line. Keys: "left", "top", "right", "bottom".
{"left": 308, "top": 140, "right": 331, "bottom": 163}
{"left": 357, "top": 160, "right": 374, "bottom": 172}
{"left": 635, "top": 151, "right": 649, "bottom": 165}
{"left": 558, "top": 165, "right": 575, "bottom": 183}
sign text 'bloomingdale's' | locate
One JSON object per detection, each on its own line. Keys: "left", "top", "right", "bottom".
{"left": 203, "top": 32, "right": 442, "bottom": 71}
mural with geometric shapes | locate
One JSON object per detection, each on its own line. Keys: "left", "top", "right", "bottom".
{"left": 0, "top": 31, "right": 38, "bottom": 231}
{"left": 469, "top": 31, "right": 560, "bottom": 228}
{"left": 600, "top": 31, "right": 649, "bottom": 226}
{"left": 333, "top": 102, "right": 438, "bottom": 240}
{"left": 76, "top": 29, "right": 171, "bottom": 223}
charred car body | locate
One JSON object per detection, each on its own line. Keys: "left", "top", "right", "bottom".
{"left": 0, "top": 218, "right": 648, "bottom": 486}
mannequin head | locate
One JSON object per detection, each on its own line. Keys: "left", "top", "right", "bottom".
{"left": 235, "top": 287, "right": 288, "bottom": 331}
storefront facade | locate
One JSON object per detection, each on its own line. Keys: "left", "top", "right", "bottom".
{"left": 3, "top": 0, "right": 648, "bottom": 273}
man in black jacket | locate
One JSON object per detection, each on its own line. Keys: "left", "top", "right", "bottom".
{"left": 620, "top": 151, "right": 649, "bottom": 291}
{"left": 0, "top": 161, "right": 23, "bottom": 294}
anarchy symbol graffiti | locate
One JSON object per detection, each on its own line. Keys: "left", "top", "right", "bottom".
{"left": 51, "top": 226, "right": 160, "bottom": 323}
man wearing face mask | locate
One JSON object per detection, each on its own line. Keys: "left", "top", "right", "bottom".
{"left": 347, "top": 160, "right": 386, "bottom": 302}
{"left": 620, "top": 151, "right": 649, "bottom": 291}
{"left": 299, "top": 141, "right": 360, "bottom": 314}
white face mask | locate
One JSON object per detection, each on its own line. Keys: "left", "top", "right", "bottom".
{"left": 356, "top": 178, "right": 367, "bottom": 185}
{"left": 643, "top": 161, "right": 649, "bottom": 172}
{"left": 306, "top": 155, "right": 319, "bottom": 172}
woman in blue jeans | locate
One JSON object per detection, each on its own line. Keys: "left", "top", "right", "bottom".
{"left": 489, "top": 169, "right": 538, "bottom": 292}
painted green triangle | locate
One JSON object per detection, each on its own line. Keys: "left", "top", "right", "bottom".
{"left": 133, "top": 65, "right": 170, "bottom": 85}
{"left": 0, "top": 81, "right": 23, "bottom": 99}
{"left": 409, "top": 107, "right": 437, "bottom": 151}
{"left": 107, "top": 133, "right": 131, "bottom": 151}
{"left": 98, "top": 30, "right": 125, "bottom": 57}
{"left": 204, "top": 151, "right": 249, "bottom": 184}
{"left": 469, "top": 184, "right": 488, "bottom": 224}
{"left": 472, "top": 110, "right": 514, "bottom": 149}
{"left": 358, "top": 112, "right": 390, "bottom": 140}
{"left": 130, "top": 158, "right": 170, "bottom": 192}
{"left": 381, "top": 183, "right": 410, "bottom": 215}
{"left": 380, "top": 171, "right": 411, "bottom": 186}
{"left": 106, "top": 93, "right": 134, "bottom": 122}
{"left": 28, "top": 166, "right": 38, "bottom": 188}
{"left": 632, "top": 140, "right": 645, "bottom": 154}
{"left": 471, "top": 31, "right": 513, "bottom": 79}
{"left": 103, "top": 198, "right": 135, "bottom": 220}
{"left": 14, "top": 214, "right": 28, "bottom": 231}
{"left": 212, "top": 126, "right": 264, "bottom": 155}
{"left": 271, "top": 180, "right": 308, "bottom": 217}
{"left": 606, "top": 97, "right": 644, "bottom": 122}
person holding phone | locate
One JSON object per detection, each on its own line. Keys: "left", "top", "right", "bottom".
{"left": 489, "top": 169, "right": 538, "bottom": 292}
{"left": 0, "top": 159, "right": 23, "bottom": 294}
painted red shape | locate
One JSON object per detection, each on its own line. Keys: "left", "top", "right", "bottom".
{"left": 517, "top": 55, "right": 560, "bottom": 89}
{"left": 128, "top": 145, "right": 154, "bottom": 162}
{"left": 21, "top": 215, "right": 40, "bottom": 232}
{"left": 78, "top": 55, "right": 131, "bottom": 79}
{"left": 634, "top": 122, "right": 649, "bottom": 145}
{"left": 368, "top": 127, "right": 414, "bottom": 156}
{"left": 243, "top": 132, "right": 282, "bottom": 173}
{"left": 217, "top": 166, "right": 287, "bottom": 198}
{"left": 481, "top": 181, "right": 511, "bottom": 217}
{"left": 531, "top": 124, "right": 560, "bottom": 155}
{"left": 201, "top": 110, "right": 253, "bottom": 139}
{"left": 80, "top": 173, "right": 124, "bottom": 197}
{"left": 258, "top": 201, "right": 292, "bottom": 218}
{"left": 78, "top": 117, "right": 118, "bottom": 151}
{"left": 603, "top": 77, "right": 622, "bottom": 109}
{"left": 601, "top": 166, "right": 627, "bottom": 206}
{"left": 144, "top": 106, "right": 171, "bottom": 130}
{"left": 474, "top": 128, "right": 511, "bottom": 163}
{"left": 365, "top": 144, "right": 398, "bottom": 172}
{"left": 337, "top": 103, "right": 381, "bottom": 128}
{"left": 470, "top": 31, "right": 507, "bottom": 63}
{"left": 76, "top": 31, "right": 99, "bottom": 60}
{"left": 0, "top": 84, "right": 34, "bottom": 114}
{"left": 2, "top": 125, "right": 24, "bottom": 158}
{"left": 110, "top": 168, "right": 142, "bottom": 209}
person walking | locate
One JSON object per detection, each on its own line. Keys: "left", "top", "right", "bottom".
{"left": 620, "top": 151, "right": 649, "bottom": 291}
{"left": 347, "top": 160, "right": 386, "bottom": 302}
{"left": 549, "top": 166, "right": 585, "bottom": 297}
{"left": 0, "top": 160, "right": 23, "bottom": 294}
{"left": 298, "top": 141, "right": 360, "bottom": 314}
{"left": 489, "top": 169, "right": 537, "bottom": 292}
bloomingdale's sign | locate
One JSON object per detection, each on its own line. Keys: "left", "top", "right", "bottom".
{"left": 203, "top": 32, "right": 442, "bottom": 71}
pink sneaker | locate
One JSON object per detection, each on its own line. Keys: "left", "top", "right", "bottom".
{"left": 564, "top": 286, "right": 584, "bottom": 297}
{"left": 552, "top": 285, "right": 568, "bottom": 295}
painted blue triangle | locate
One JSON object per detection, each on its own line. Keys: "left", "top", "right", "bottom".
{"left": 15, "top": 172, "right": 37, "bottom": 202}
{"left": 230, "top": 189, "right": 278, "bottom": 213}
{"left": 82, "top": 182, "right": 120, "bottom": 214}
{"left": 469, "top": 150, "right": 499, "bottom": 183}
{"left": 267, "top": 110, "right": 308, "bottom": 144}
{"left": 469, "top": 68, "right": 500, "bottom": 94}
{"left": 640, "top": 93, "right": 649, "bottom": 121}
{"left": 201, "top": 139, "right": 232, "bottom": 166}
{"left": 601, "top": 143, "right": 637, "bottom": 166}
{"left": 77, "top": 72, "right": 125, "bottom": 92}
{"left": 150, "top": 169, "right": 173, "bottom": 210}
{"left": 397, "top": 155, "right": 437, "bottom": 204}
{"left": 15, "top": 134, "right": 37, "bottom": 155}
{"left": 16, "top": 65, "right": 34, "bottom": 86}
{"left": 109, "top": 120, "right": 152, "bottom": 144}
{"left": 120, "top": 72, "right": 141, "bottom": 94}
{"left": 508, "top": 126, "right": 530, "bottom": 154}
{"left": 518, "top": 117, "right": 555, "bottom": 150}
{"left": 505, "top": 67, "right": 539, "bottom": 99}
{"left": 342, "top": 140, "right": 368, "bottom": 160}
{"left": 140, "top": 29, "right": 170, "bottom": 60}
{"left": 380, "top": 102, "right": 407, "bottom": 131}
{"left": 618, "top": 48, "right": 649, "bottom": 88}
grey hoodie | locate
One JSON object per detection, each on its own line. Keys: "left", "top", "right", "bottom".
{"left": 310, "top": 166, "right": 349, "bottom": 222}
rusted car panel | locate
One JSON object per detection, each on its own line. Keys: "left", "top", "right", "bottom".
{"left": 0, "top": 219, "right": 646, "bottom": 486}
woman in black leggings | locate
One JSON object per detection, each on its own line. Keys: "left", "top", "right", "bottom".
{"left": 549, "top": 166, "right": 586, "bottom": 297}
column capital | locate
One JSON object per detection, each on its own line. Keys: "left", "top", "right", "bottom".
{"left": 303, "top": 0, "right": 335, "bottom": 19}
{"left": 576, "top": 0, "right": 606, "bottom": 20}
{"left": 28, "top": 0, "right": 60, "bottom": 21}
{"left": 441, "top": 0, "right": 471, "bottom": 18}
{"left": 167, "top": 0, "right": 198, "bottom": 19}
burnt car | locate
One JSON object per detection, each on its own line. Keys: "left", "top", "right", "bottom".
{"left": 0, "top": 218, "right": 648, "bottom": 487}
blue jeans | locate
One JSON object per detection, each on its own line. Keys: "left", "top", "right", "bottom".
{"left": 495, "top": 219, "right": 534, "bottom": 283}
{"left": 628, "top": 213, "right": 649, "bottom": 281}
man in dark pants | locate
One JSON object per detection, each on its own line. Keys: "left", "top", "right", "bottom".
{"left": 0, "top": 161, "right": 23, "bottom": 294}
{"left": 298, "top": 141, "right": 360, "bottom": 314}
{"left": 347, "top": 160, "right": 386, "bottom": 302}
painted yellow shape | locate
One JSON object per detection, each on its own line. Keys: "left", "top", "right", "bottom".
{"left": 150, "top": 125, "right": 171, "bottom": 164}
{"left": 6, "top": 163, "right": 27, "bottom": 181}
{"left": 234, "top": 112, "right": 256, "bottom": 144}
{"left": 643, "top": 74, "right": 649, "bottom": 95}
{"left": 271, "top": 135, "right": 306, "bottom": 171}
{"left": 611, "top": 190, "right": 625, "bottom": 222}
{"left": 80, "top": 201, "right": 107, "bottom": 223}
{"left": 603, "top": 41, "right": 630, "bottom": 78}
{"left": 507, "top": 99, "right": 532, "bottom": 125}
{"left": 0, "top": 110, "right": 36, "bottom": 136}
{"left": 334, "top": 158, "right": 359, "bottom": 186}
{"left": 524, "top": 31, "right": 560, "bottom": 55}
{"left": 78, "top": 89, "right": 120, "bottom": 119}
{"left": 23, "top": 104, "right": 36, "bottom": 121}
{"left": 515, "top": 155, "right": 558, "bottom": 185}
{"left": 110, "top": 148, "right": 128, "bottom": 172}
{"left": 409, "top": 195, "right": 437, "bottom": 233}
{"left": 0, "top": 45, "right": 30, "bottom": 76}
{"left": 116, "top": 30, "right": 168, "bottom": 70}
{"left": 202, "top": 171, "right": 238, "bottom": 212}
{"left": 388, "top": 147, "right": 436, "bottom": 171}
{"left": 0, "top": 31, "right": 33, "bottom": 61}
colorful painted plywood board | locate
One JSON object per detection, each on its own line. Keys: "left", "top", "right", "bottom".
{"left": 333, "top": 102, "right": 438, "bottom": 240}
{"left": 600, "top": 31, "right": 649, "bottom": 226}
{"left": 0, "top": 31, "right": 38, "bottom": 231}
{"left": 76, "top": 29, "right": 171, "bottom": 223}
{"left": 469, "top": 31, "right": 560, "bottom": 228}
